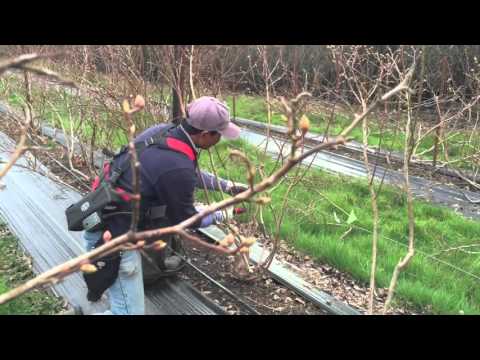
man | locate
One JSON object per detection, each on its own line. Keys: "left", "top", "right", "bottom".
{"left": 82, "top": 96, "right": 247, "bottom": 315}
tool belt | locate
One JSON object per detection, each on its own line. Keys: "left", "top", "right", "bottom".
{"left": 65, "top": 182, "right": 123, "bottom": 232}
{"left": 83, "top": 234, "right": 122, "bottom": 302}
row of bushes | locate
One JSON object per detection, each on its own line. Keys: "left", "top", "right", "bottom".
{"left": 4, "top": 45, "right": 480, "bottom": 105}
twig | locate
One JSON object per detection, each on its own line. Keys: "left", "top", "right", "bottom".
{"left": 189, "top": 45, "right": 196, "bottom": 101}
{"left": 431, "top": 243, "right": 480, "bottom": 257}
{"left": 206, "top": 148, "right": 252, "bottom": 273}
{"left": 0, "top": 105, "right": 33, "bottom": 182}
{"left": 0, "top": 134, "right": 28, "bottom": 182}
{"left": 122, "top": 96, "right": 145, "bottom": 232}
{"left": 19, "top": 65, "right": 77, "bottom": 88}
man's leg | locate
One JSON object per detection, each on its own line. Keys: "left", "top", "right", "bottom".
{"left": 83, "top": 230, "right": 145, "bottom": 315}
{"left": 142, "top": 234, "right": 185, "bottom": 285}
{"left": 107, "top": 248, "right": 145, "bottom": 315}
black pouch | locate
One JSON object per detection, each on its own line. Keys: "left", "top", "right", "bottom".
{"left": 83, "top": 236, "right": 122, "bottom": 302}
{"left": 66, "top": 183, "right": 122, "bottom": 231}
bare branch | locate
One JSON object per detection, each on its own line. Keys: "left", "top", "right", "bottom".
{"left": 0, "top": 53, "right": 44, "bottom": 75}
{"left": 20, "top": 65, "right": 78, "bottom": 88}
{"left": 383, "top": 87, "right": 416, "bottom": 314}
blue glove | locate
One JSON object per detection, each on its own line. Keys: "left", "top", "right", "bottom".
{"left": 196, "top": 206, "right": 233, "bottom": 228}
{"left": 213, "top": 207, "right": 234, "bottom": 222}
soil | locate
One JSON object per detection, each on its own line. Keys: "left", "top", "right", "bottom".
{"left": 182, "top": 221, "right": 418, "bottom": 315}
{"left": 180, "top": 241, "right": 329, "bottom": 315}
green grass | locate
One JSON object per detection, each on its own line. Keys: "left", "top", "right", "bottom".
{"left": 225, "top": 94, "right": 480, "bottom": 166}
{"left": 225, "top": 94, "right": 403, "bottom": 148}
{"left": 0, "top": 75, "right": 159, "bottom": 150}
{"left": 2, "top": 74, "right": 479, "bottom": 167}
{"left": 196, "top": 138, "right": 480, "bottom": 314}
{"left": 0, "top": 223, "right": 64, "bottom": 315}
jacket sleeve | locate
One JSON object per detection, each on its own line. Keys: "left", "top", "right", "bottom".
{"left": 155, "top": 167, "right": 204, "bottom": 228}
{"left": 195, "top": 170, "right": 230, "bottom": 192}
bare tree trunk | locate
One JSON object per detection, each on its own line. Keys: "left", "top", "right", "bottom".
{"left": 189, "top": 45, "right": 197, "bottom": 101}
{"left": 383, "top": 90, "right": 416, "bottom": 314}
{"left": 172, "top": 87, "right": 182, "bottom": 123}
{"left": 362, "top": 114, "right": 379, "bottom": 315}
{"left": 171, "top": 45, "right": 186, "bottom": 124}
{"left": 433, "top": 56, "right": 449, "bottom": 167}
{"left": 292, "top": 46, "right": 299, "bottom": 95}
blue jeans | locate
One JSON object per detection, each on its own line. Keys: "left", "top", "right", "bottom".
{"left": 83, "top": 230, "right": 145, "bottom": 315}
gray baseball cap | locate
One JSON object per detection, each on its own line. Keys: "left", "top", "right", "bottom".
{"left": 186, "top": 96, "right": 241, "bottom": 139}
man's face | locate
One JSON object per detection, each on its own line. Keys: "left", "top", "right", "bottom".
{"left": 196, "top": 131, "right": 221, "bottom": 149}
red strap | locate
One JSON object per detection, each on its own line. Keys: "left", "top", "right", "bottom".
{"left": 91, "top": 162, "right": 111, "bottom": 191}
{"left": 91, "top": 176, "right": 100, "bottom": 191}
{"left": 103, "top": 163, "right": 111, "bottom": 181}
{"left": 91, "top": 138, "right": 195, "bottom": 193}
{"left": 114, "top": 187, "right": 132, "bottom": 202}
{"left": 166, "top": 137, "right": 196, "bottom": 161}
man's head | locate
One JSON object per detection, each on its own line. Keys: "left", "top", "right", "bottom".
{"left": 183, "top": 96, "right": 241, "bottom": 149}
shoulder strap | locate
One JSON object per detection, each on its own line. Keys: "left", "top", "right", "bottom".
{"left": 109, "top": 124, "right": 196, "bottom": 185}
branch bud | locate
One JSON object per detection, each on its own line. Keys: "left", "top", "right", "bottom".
{"left": 152, "top": 240, "right": 167, "bottom": 251}
{"left": 80, "top": 264, "right": 98, "bottom": 273}
{"left": 299, "top": 115, "right": 310, "bottom": 134}
{"left": 254, "top": 196, "right": 271, "bottom": 205}
{"left": 122, "top": 99, "right": 131, "bottom": 113}
{"left": 134, "top": 95, "right": 145, "bottom": 109}
{"left": 239, "top": 246, "right": 250, "bottom": 254}
{"left": 241, "top": 236, "right": 256, "bottom": 247}
{"left": 218, "top": 233, "right": 235, "bottom": 248}
{"left": 336, "top": 135, "right": 347, "bottom": 146}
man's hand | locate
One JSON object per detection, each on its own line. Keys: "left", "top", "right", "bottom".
{"left": 213, "top": 206, "right": 247, "bottom": 222}
{"left": 196, "top": 204, "right": 246, "bottom": 227}
{"left": 213, "top": 206, "right": 234, "bottom": 223}
{"left": 225, "top": 181, "right": 249, "bottom": 195}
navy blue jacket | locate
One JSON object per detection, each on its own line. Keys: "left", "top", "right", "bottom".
{"left": 104, "top": 123, "right": 203, "bottom": 238}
